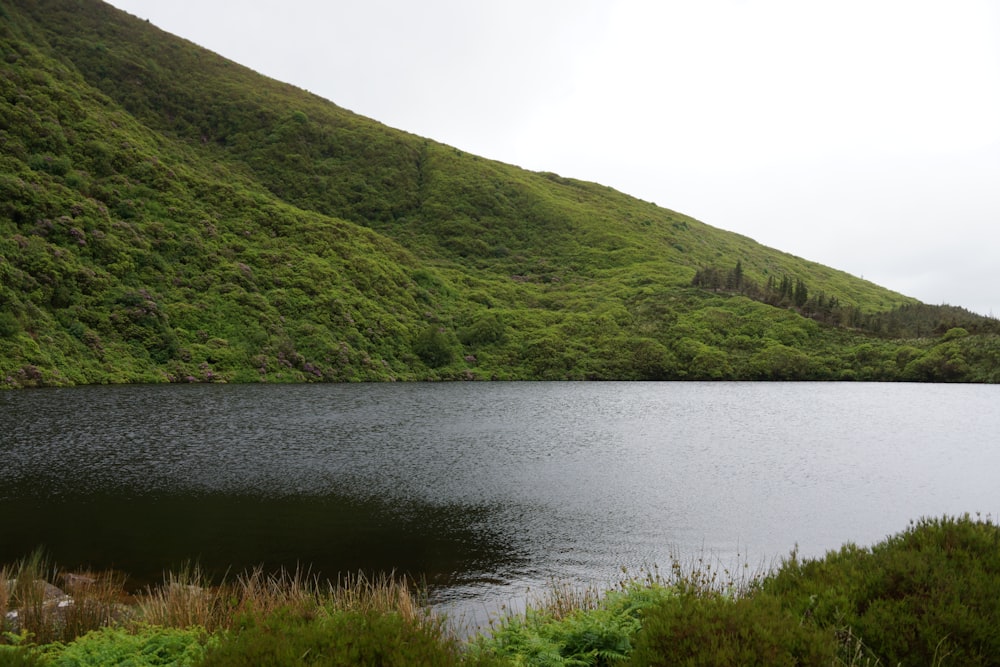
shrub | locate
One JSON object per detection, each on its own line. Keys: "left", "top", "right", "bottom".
{"left": 625, "top": 592, "right": 836, "bottom": 667}
{"left": 198, "top": 605, "right": 476, "bottom": 667}
{"left": 629, "top": 339, "right": 677, "bottom": 380}
{"left": 412, "top": 325, "right": 458, "bottom": 368}
{"left": 0, "top": 312, "right": 20, "bottom": 338}
{"left": 457, "top": 313, "right": 505, "bottom": 347}
{"left": 762, "top": 514, "right": 1000, "bottom": 666}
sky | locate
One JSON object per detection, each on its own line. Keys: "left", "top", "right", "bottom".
{"left": 106, "top": 1, "right": 1000, "bottom": 317}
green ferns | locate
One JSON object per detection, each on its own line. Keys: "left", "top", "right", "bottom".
{"left": 469, "top": 583, "right": 676, "bottom": 666}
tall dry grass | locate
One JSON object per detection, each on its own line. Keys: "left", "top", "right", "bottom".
{"left": 57, "top": 569, "right": 130, "bottom": 640}
{"left": 326, "top": 571, "right": 427, "bottom": 621}
{"left": 135, "top": 564, "right": 427, "bottom": 632}
{"left": 1, "top": 551, "right": 432, "bottom": 646}
{"left": 2, "top": 549, "right": 63, "bottom": 643}
{"left": 0, "top": 561, "right": 12, "bottom": 634}
{"left": 135, "top": 562, "right": 226, "bottom": 631}
{"left": 0, "top": 550, "right": 128, "bottom": 644}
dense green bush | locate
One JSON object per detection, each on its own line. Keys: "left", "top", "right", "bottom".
{"left": 625, "top": 592, "right": 836, "bottom": 666}
{"left": 457, "top": 312, "right": 505, "bottom": 347}
{"left": 197, "top": 606, "right": 484, "bottom": 667}
{"left": 412, "top": 325, "right": 459, "bottom": 369}
{"left": 0, "top": 312, "right": 20, "bottom": 339}
{"left": 762, "top": 514, "right": 1000, "bottom": 666}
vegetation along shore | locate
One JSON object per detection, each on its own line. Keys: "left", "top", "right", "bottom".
{"left": 1, "top": 515, "right": 997, "bottom": 665}
{"left": 2, "top": 0, "right": 1000, "bottom": 387}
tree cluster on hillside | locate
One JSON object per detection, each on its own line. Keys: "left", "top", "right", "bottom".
{"left": 693, "top": 262, "right": 999, "bottom": 338}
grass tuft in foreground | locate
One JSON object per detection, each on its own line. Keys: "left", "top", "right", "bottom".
{"left": 0, "top": 550, "right": 128, "bottom": 646}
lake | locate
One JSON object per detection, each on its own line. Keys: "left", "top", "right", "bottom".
{"left": 2, "top": 382, "right": 997, "bottom": 628}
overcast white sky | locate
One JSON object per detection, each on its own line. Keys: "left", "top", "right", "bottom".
{"left": 106, "top": 1, "right": 1000, "bottom": 316}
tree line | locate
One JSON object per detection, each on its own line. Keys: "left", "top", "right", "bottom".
{"left": 692, "top": 261, "right": 999, "bottom": 338}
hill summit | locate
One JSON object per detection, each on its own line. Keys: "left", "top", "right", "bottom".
{"left": 1, "top": 0, "right": 998, "bottom": 386}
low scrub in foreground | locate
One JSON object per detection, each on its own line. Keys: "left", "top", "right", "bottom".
{"left": 762, "top": 514, "right": 1000, "bottom": 666}
{"left": 1, "top": 515, "right": 997, "bottom": 666}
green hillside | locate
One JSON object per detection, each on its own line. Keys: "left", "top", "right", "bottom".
{"left": 2, "top": 0, "right": 998, "bottom": 387}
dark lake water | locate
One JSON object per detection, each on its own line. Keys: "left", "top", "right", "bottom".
{"left": 2, "top": 382, "right": 998, "bottom": 627}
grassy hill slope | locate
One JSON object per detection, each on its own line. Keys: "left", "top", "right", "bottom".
{"left": 1, "top": 0, "right": 998, "bottom": 386}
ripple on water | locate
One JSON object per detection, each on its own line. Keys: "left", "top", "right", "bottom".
{"left": 2, "top": 381, "right": 998, "bottom": 613}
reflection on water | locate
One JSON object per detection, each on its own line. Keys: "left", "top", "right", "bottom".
{"left": 3, "top": 381, "right": 999, "bottom": 622}
{"left": 1, "top": 489, "right": 519, "bottom": 597}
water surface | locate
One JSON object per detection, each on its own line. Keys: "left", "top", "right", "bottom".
{"left": 2, "top": 382, "right": 997, "bottom": 623}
